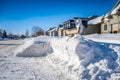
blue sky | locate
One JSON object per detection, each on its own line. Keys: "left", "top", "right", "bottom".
{"left": 0, "top": 0, "right": 118, "bottom": 34}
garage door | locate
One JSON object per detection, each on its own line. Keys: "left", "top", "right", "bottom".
{"left": 112, "top": 24, "right": 118, "bottom": 32}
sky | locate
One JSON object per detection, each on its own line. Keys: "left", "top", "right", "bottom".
{"left": 0, "top": 0, "right": 118, "bottom": 35}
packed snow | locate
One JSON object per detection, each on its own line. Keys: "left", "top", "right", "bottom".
{"left": 0, "top": 34, "right": 120, "bottom": 80}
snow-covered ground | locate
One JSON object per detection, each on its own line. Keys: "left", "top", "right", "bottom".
{"left": 0, "top": 34, "right": 120, "bottom": 80}
{"left": 0, "top": 39, "right": 73, "bottom": 80}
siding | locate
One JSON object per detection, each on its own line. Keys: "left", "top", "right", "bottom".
{"left": 84, "top": 24, "right": 101, "bottom": 35}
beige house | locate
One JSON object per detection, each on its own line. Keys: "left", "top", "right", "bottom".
{"left": 101, "top": 0, "right": 120, "bottom": 34}
{"left": 57, "top": 17, "right": 101, "bottom": 36}
{"left": 63, "top": 17, "right": 88, "bottom": 36}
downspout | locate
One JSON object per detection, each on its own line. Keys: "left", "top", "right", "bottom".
{"left": 118, "top": 15, "right": 119, "bottom": 33}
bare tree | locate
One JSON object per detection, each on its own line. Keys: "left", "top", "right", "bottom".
{"left": 31, "top": 26, "right": 44, "bottom": 37}
{"left": 25, "top": 29, "right": 29, "bottom": 38}
{"left": 2, "top": 30, "right": 7, "bottom": 38}
{"left": 0, "top": 29, "right": 7, "bottom": 38}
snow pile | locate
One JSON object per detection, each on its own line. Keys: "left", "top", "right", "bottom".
{"left": 84, "top": 34, "right": 120, "bottom": 79}
{"left": 88, "top": 16, "right": 103, "bottom": 25}
{"left": 14, "top": 38, "right": 34, "bottom": 56}
{"left": 48, "top": 35, "right": 118, "bottom": 80}
{"left": 13, "top": 35, "right": 119, "bottom": 79}
{"left": 15, "top": 36, "right": 53, "bottom": 57}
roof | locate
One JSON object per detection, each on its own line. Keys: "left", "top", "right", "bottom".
{"left": 104, "top": 12, "right": 110, "bottom": 18}
{"left": 49, "top": 27, "right": 57, "bottom": 32}
{"left": 88, "top": 16, "right": 103, "bottom": 25}
{"left": 88, "top": 15, "right": 98, "bottom": 20}
{"left": 73, "top": 17, "right": 89, "bottom": 21}
{"left": 110, "top": 0, "right": 120, "bottom": 15}
{"left": 104, "top": 12, "right": 111, "bottom": 21}
{"left": 58, "top": 24, "right": 63, "bottom": 29}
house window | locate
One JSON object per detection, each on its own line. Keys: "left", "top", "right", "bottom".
{"left": 104, "top": 24, "right": 107, "bottom": 31}
{"left": 82, "top": 20, "right": 87, "bottom": 28}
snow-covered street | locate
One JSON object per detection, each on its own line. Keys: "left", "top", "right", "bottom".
{"left": 0, "top": 34, "right": 120, "bottom": 80}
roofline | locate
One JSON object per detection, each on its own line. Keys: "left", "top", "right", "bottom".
{"left": 110, "top": 0, "right": 120, "bottom": 14}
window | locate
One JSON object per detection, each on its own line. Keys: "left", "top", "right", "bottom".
{"left": 71, "top": 23, "right": 75, "bottom": 28}
{"left": 82, "top": 21, "right": 87, "bottom": 28}
{"left": 104, "top": 24, "right": 107, "bottom": 31}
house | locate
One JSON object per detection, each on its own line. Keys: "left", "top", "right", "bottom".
{"left": 62, "top": 17, "right": 89, "bottom": 36}
{"left": 84, "top": 16, "right": 103, "bottom": 35}
{"left": 101, "top": 0, "right": 120, "bottom": 33}
{"left": 48, "top": 27, "right": 58, "bottom": 36}
{"left": 57, "top": 24, "right": 65, "bottom": 36}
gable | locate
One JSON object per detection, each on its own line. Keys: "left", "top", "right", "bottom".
{"left": 111, "top": 0, "right": 120, "bottom": 15}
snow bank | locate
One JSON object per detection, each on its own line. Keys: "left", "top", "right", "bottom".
{"left": 88, "top": 16, "right": 103, "bottom": 25}
{"left": 85, "top": 34, "right": 120, "bottom": 79}
{"left": 15, "top": 36, "right": 53, "bottom": 57}
{"left": 84, "top": 33, "right": 120, "bottom": 44}
{"left": 14, "top": 35, "right": 119, "bottom": 79}
{"left": 48, "top": 35, "right": 118, "bottom": 80}
{"left": 14, "top": 38, "right": 34, "bottom": 56}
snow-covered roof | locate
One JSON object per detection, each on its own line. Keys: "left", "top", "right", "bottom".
{"left": 49, "top": 27, "right": 57, "bottom": 32}
{"left": 111, "top": 3, "right": 120, "bottom": 15}
{"left": 111, "top": 0, "right": 120, "bottom": 15}
{"left": 104, "top": 13, "right": 110, "bottom": 21}
{"left": 104, "top": 12, "right": 110, "bottom": 18}
{"left": 88, "top": 16, "right": 103, "bottom": 25}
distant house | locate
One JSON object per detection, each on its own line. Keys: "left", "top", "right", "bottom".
{"left": 101, "top": 0, "right": 120, "bottom": 34}
{"left": 57, "top": 24, "right": 65, "bottom": 36}
{"left": 48, "top": 27, "right": 58, "bottom": 36}
{"left": 84, "top": 16, "right": 103, "bottom": 35}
